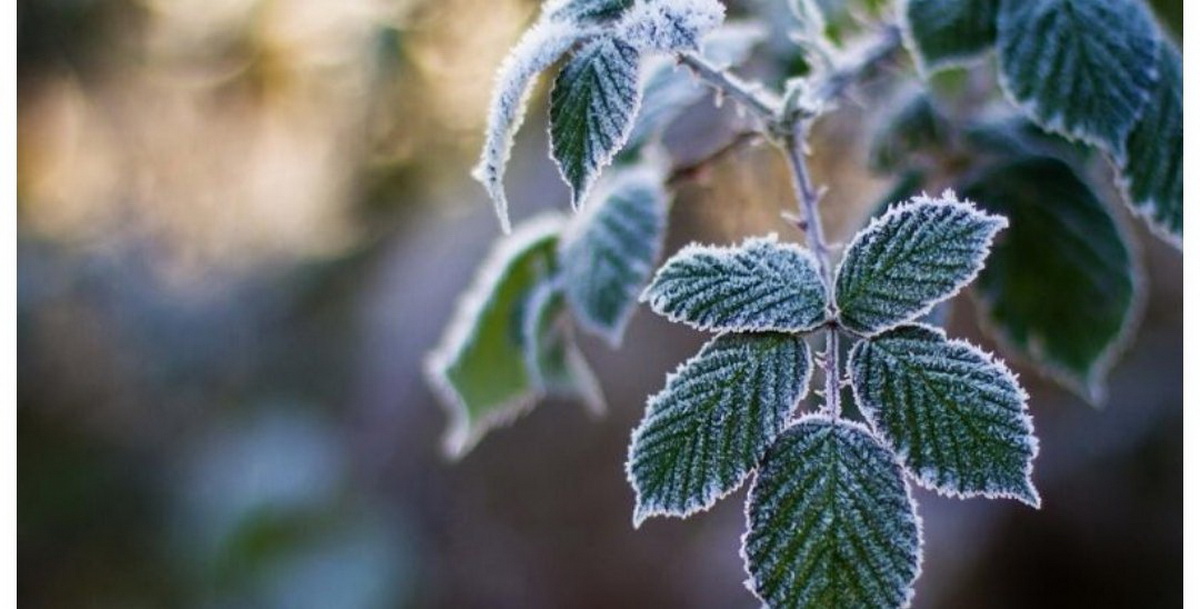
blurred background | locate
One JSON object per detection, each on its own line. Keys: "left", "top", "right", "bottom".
{"left": 18, "top": 0, "right": 1181, "bottom": 607}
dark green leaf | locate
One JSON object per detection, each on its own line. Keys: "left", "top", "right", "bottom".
{"left": 903, "top": 0, "right": 998, "bottom": 72}
{"left": 1118, "top": 44, "right": 1182, "bottom": 243}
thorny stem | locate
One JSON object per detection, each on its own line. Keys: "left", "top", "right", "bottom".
{"left": 677, "top": 23, "right": 903, "bottom": 418}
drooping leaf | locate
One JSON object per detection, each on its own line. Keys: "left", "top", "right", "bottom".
{"left": 425, "top": 215, "right": 565, "bottom": 457}
{"left": 521, "top": 280, "right": 606, "bottom": 414}
{"left": 641, "top": 235, "right": 829, "bottom": 333}
{"left": 903, "top": 0, "right": 997, "bottom": 73}
{"left": 550, "top": 35, "right": 644, "bottom": 208}
{"left": 743, "top": 416, "right": 922, "bottom": 609}
{"left": 618, "top": 0, "right": 726, "bottom": 52}
{"left": 560, "top": 164, "right": 670, "bottom": 345}
{"left": 473, "top": 20, "right": 593, "bottom": 233}
{"left": 1118, "top": 43, "right": 1182, "bottom": 244}
{"left": 961, "top": 157, "right": 1138, "bottom": 403}
{"left": 627, "top": 332, "right": 812, "bottom": 525}
{"left": 834, "top": 194, "right": 1006, "bottom": 335}
{"left": 868, "top": 91, "right": 950, "bottom": 173}
{"left": 547, "top": 0, "right": 635, "bottom": 24}
{"left": 849, "top": 324, "right": 1039, "bottom": 505}
{"left": 995, "top": 0, "right": 1159, "bottom": 156}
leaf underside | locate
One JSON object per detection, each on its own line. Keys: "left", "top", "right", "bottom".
{"left": 744, "top": 416, "right": 921, "bottom": 609}
{"left": 996, "top": 0, "right": 1159, "bottom": 156}
{"left": 962, "top": 157, "right": 1138, "bottom": 403}
{"left": 642, "top": 235, "right": 829, "bottom": 333}
{"left": 1119, "top": 44, "right": 1182, "bottom": 243}
{"left": 628, "top": 332, "right": 811, "bottom": 525}
{"left": 850, "top": 324, "right": 1039, "bottom": 505}
{"left": 550, "top": 35, "right": 644, "bottom": 208}
{"left": 903, "top": 0, "right": 997, "bottom": 72}
{"left": 560, "top": 166, "right": 669, "bottom": 345}
{"left": 835, "top": 195, "right": 1005, "bottom": 336}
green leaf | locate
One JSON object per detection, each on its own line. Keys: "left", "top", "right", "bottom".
{"left": 1118, "top": 43, "right": 1182, "bottom": 244}
{"left": 425, "top": 215, "right": 564, "bottom": 457}
{"left": 550, "top": 35, "right": 644, "bottom": 208}
{"left": 903, "top": 0, "right": 998, "bottom": 72}
{"left": 961, "top": 157, "right": 1139, "bottom": 403}
{"left": 627, "top": 332, "right": 812, "bottom": 525}
{"left": 473, "top": 20, "right": 593, "bottom": 233}
{"left": 641, "top": 235, "right": 829, "bottom": 333}
{"left": 521, "top": 281, "right": 606, "bottom": 414}
{"left": 743, "top": 416, "right": 922, "bottom": 609}
{"left": 849, "top": 324, "right": 1039, "bottom": 505}
{"left": 560, "top": 165, "right": 670, "bottom": 345}
{"left": 835, "top": 194, "right": 1006, "bottom": 335}
{"left": 996, "top": 0, "right": 1159, "bottom": 155}
{"left": 547, "top": 0, "right": 635, "bottom": 24}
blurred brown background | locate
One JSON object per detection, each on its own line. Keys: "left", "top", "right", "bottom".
{"left": 18, "top": 0, "right": 1182, "bottom": 607}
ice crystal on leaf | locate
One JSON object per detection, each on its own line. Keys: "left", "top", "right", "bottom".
{"left": 618, "top": 0, "right": 726, "bottom": 53}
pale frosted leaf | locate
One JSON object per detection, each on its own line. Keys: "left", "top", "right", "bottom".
{"left": 996, "top": 0, "right": 1158, "bottom": 156}
{"left": 473, "top": 21, "right": 591, "bottom": 232}
{"left": 521, "top": 281, "right": 607, "bottom": 414}
{"left": 550, "top": 35, "right": 644, "bottom": 208}
{"left": 560, "top": 164, "right": 670, "bottom": 345}
{"left": 962, "top": 157, "right": 1138, "bottom": 404}
{"left": 618, "top": 0, "right": 726, "bottom": 52}
{"left": 1118, "top": 44, "right": 1182, "bottom": 244}
{"left": 642, "top": 235, "right": 829, "bottom": 333}
{"left": 743, "top": 416, "right": 922, "bottom": 609}
{"left": 627, "top": 332, "right": 812, "bottom": 525}
{"left": 849, "top": 324, "right": 1039, "bottom": 506}
{"left": 547, "top": 0, "right": 635, "bottom": 24}
{"left": 902, "top": 0, "right": 997, "bottom": 73}
{"left": 834, "top": 194, "right": 1006, "bottom": 335}
{"left": 425, "top": 215, "right": 565, "bottom": 457}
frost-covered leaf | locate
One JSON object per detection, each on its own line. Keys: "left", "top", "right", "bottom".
{"left": 961, "top": 157, "right": 1138, "bottom": 403}
{"left": 425, "top": 215, "right": 565, "bottom": 457}
{"left": 835, "top": 195, "right": 1006, "bottom": 335}
{"left": 550, "top": 35, "right": 643, "bottom": 208}
{"left": 627, "top": 332, "right": 812, "bottom": 525}
{"left": 642, "top": 235, "right": 829, "bottom": 333}
{"left": 849, "top": 324, "right": 1039, "bottom": 505}
{"left": 473, "top": 20, "right": 591, "bottom": 232}
{"left": 1118, "top": 44, "right": 1182, "bottom": 244}
{"left": 560, "top": 165, "right": 670, "bottom": 345}
{"left": 626, "top": 22, "right": 766, "bottom": 150}
{"left": 996, "top": 0, "right": 1159, "bottom": 156}
{"left": 618, "top": 0, "right": 726, "bottom": 52}
{"left": 744, "top": 416, "right": 921, "bottom": 609}
{"left": 522, "top": 280, "right": 606, "bottom": 414}
{"left": 902, "top": 0, "right": 997, "bottom": 73}
{"left": 547, "top": 0, "right": 635, "bottom": 24}
{"left": 868, "top": 92, "right": 949, "bottom": 173}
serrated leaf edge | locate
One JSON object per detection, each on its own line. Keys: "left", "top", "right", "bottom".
{"left": 736, "top": 414, "right": 926, "bottom": 609}
{"left": 847, "top": 322, "right": 1041, "bottom": 507}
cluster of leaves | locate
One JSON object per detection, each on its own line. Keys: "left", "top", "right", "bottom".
{"left": 628, "top": 194, "right": 1038, "bottom": 608}
{"left": 877, "top": 0, "right": 1181, "bottom": 401}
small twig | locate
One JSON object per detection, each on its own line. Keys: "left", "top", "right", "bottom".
{"left": 667, "top": 131, "right": 762, "bottom": 186}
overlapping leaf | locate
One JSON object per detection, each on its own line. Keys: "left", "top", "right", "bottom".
{"left": 618, "top": 0, "right": 726, "bottom": 52}
{"left": 1118, "top": 44, "right": 1182, "bottom": 244}
{"left": 560, "top": 165, "right": 670, "bottom": 345}
{"left": 962, "top": 157, "right": 1138, "bottom": 403}
{"left": 834, "top": 195, "right": 1006, "bottom": 335}
{"left": 849, "top": 324, "right": 1039, "bottom": 505}
{"left": 522, "top": 281, "right": 606, "bottom": 414}
{"left": 903, "top": 0, "right": 997, "bottom": 72}
{"left": 550, "top": 35, "right": 644, "bottom": 208}
{"left": 641, "top": 235, "right": 829, "bottom": 333}
{"left": 425, "top": 215, "right": 565, "bottom": 457}
{"left": 627, "top": 332, "right": 811, "bottom": 525}
{"left": 473, "top": 20, "right": 592, "bottom": 233}
{"left": 744, "top": 416, "right": 921, "bottom": 609}
{"left": 996, "top": 0, "right": 1159, "bottom": 156}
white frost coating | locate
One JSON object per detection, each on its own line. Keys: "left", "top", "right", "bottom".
{"left": 899, "top": 0, "right": 997, "bottom": 76}
{"left": 559, "top": 163, "right": 670, "bottom": 346}
{"left": 848, "top": 323, "right": 1041, "bottom": 507}
{"left": 617, "top": 0, "right": 726, "bottom": 52}
{"left": 521, "top": 279, "right": 607, "bottom": 414}
{"left": 641, "top": 234, "right": 830, "bottom": 333}
{"left": 741, "top": 415, "right": 923, "bottom": 609}
{"left": 473, "top": 19, "right": 592, "bottom": 233}
{"left": 424, "top": 214, "right": 566, "bottom": 458}
{"left": 834, "top": 191, "right": 1006, "bottom": 336}
{"left": 626, "top": 332, "right": 811, "bottom": 527}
